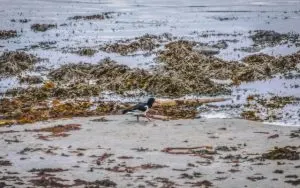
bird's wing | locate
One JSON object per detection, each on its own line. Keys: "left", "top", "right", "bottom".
{"left": 130, "top": 103, "right": 148, "bottom": 111}
{"left": 122, "top": 102, "right": 147, "bottom": 114}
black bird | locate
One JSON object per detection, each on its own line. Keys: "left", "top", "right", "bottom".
{"left": 122, "top": 98, "right": 155, "bottom": 121}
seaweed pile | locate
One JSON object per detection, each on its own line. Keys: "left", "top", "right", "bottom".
{"left": 100, "top": 33, "right": 173, "bottom": 55}
{"left": 48, "top": 58, "right": 227, "bottom": 97}
{"left": 157, "top": 40, "right": 300, "bottom": 84}
{"left": 156, "top": 40, "right": 241, "bottom": 80}
{"left": 0, "top": 30, "right": 17, "bottom": 39}
{"left": 2, "top": 37, "right": 300, "bottom": 125}
{"left": 239, "top": 30, "right": 300, "bottom": 52}
{"left": 0, "top": 97, "right": 99, "bottom": 125}
{"left": 31, "top": 24, "right": 57, "bottom": 32}
{"left": 0, "top": 51, "right": 39, "bottom": 77}
{"left": 75, "top": 48, "right": 97, "bottom": 56}
{"left": 6, "top": 81, "right": 101, "bottom": 100}
{"left": 262, "top": 146, "right": 300, "bottom": 160}
{"left": 250, "top": 30, "right": 300, "bottom": 47}
{"left": 69, "top": 12, "right": 116, "bottom": 20}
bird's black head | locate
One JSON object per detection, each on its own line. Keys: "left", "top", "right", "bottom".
{"left": 147, "top": 98, "right": 155, "bottom": 108}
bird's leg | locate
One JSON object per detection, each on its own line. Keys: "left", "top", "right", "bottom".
{"left": 144, "top": 111, "right": 152, "bottom": 122}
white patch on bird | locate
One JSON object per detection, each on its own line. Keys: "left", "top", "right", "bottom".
{"left": 144, "top": 105, "right": 149, "bottom": 115}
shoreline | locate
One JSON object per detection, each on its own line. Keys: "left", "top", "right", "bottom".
{"left": 1, "top": 115, "right": 299, "bottom": 187}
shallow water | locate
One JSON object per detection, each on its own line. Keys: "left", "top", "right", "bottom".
{"left": 1, "top": 0, "right": 300, "bottom": 126}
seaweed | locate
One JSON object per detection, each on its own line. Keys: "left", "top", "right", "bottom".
{"left": 100, "top": 33, "right": 172, "bottom": 55}
{"left": 262, "top": 147, "right": 299, "bottom": 160}
{"left": 73, "top": 179, "right": 117, "bottom": 187}
{"left": 158, "top": 40, "right": 300, "bottom": 84}
{"left": 29, "top": 177, "right": 70, "bottom": 187}
{"left": 285, "top": 179, "right": 300, "bottom": 186}
{"left": 249, "top": 30, "right": 300, "bottom": 47}
{"left": 0, "top": 160, "right": 12, "bottom": 166}
{"left": 69, "top": 12, "right": 116, "bottom": 20}
{"left": 0, "top": 30, "right": 17, "bottom": 39}
{"left": 0, "top": 51, "right": 39, "bottom": 77}
{"left": 241, "top": 95, "right": 300, "bottom": 122}
{"left": 31, "top": 24, "right": 57, "bottom": 32}
{"left": 19, "top": 75, "right": 44, "bottom": 84}
{"left": 75, "top": 48, "right": 97, "bottom": 56}
{"left": 241, "top": 110, "right": 262, "bottom": 121}
{"left": 49, "top": 58, "right": 228, "bottom": 97}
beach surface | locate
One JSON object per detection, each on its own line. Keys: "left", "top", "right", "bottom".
{"left": 1, "top": 116, "right": 299, "bottom": 187}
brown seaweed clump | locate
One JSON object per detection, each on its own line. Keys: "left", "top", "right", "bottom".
{"left": 0, "top": 30, "right": 17, "bottom": 39}
{"left": 157, "top": 40, "right": 300, "bottom": 84}
{"left": 262, "top": 147, "right": 299, "bottom": 160}
{"left": 0, "top": 97, "right": 99, "bottom": 125}
{"left": 0, "top": 51, "right": 39, "bottom": 77}
{"left": 156, "top": 40, "right": 242, "bottom": 80}
{"left": 100, "top": 33, "right": 173, "bottom": 55}
{"left": 76, "top": 48, "right": 97, "bottom": 56}
{"left": 7, "top": 81, "right": 101, "bottom": 100}
{"left": 69, "top": 12, "right": 116, "bottom": 20}
{"left": 48, "top": 58, "right": 228, "bottom": 97}
{"left": 31, "top": 24, "right": 57, "bottom": 32}
{"left": 240, "top": 110, "right": 262, "bottom": 121}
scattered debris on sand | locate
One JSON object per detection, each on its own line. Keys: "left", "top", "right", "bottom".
{"left": 29, "top": 177, "right": 70, "bottom": 187}
{"left": 69, "top": 12, "right": 116, "bottom": 20}
{"left": 211, "top": 16, "right": 238, "bottom": 21}
{"left": 285, "top": 179, "right": 300, "bottom": 186}
{"left": 185, "top": 180, "right": 213, "bottom": 187}
{"left": 96, "top": 153, "right": 114, "bottom": 165}
{"left": 247, "top": 176, "right": 266, "bottom": 182}
{"left": 28, "top": 41, "right": 57, "bottom": 50}
{"left": 31, "top": 24, "right": 57, "bottom": 32}
{"left": 0, "top": 51, "right": 39, "bottom": 77}
{"left": 27, "top": 124, "right": 81, "bottom": 135}
{"left": 0, "top": 30, "right": 17, "bottom": 39}
{"left": 106, "top": 163, "right": 168, "bottom": 173}
{"left": 73, "top": 179, "right": 117, "bottom": 187}
{"left": 162, "top": 146, "right": 216, "bottom": 159}
{"left": 0, "top": 160, "right": 12, "bottom": 166}
{"left": 11, "top": 19, "right": 31, "bottom": 23}
{"left": 100, "top": 33, "right": 173, "bottom": 55}
{"left": 29, "top": 168, "right": 68, "bottom": 176}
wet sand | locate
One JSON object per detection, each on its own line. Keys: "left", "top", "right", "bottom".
{"left": 0, "top": 116, "right": 299, "bottom": 187}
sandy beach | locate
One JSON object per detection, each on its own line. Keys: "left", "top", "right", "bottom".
{"left": 0, "top": 116, "right": 299, "bottom": 187}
